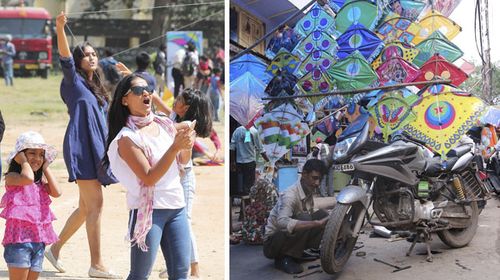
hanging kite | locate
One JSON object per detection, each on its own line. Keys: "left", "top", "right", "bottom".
{"left": 371, "top": 41, "right": 420, "bottom": 69}
{"left": 292, "top": 30, "right": 338, "bottom": 61}
{"left": 230, "top": 53, "right": 272, "bottom": 84}
{"left": 422, "top": 0, "right": 463, "bottom": 17}
{"left": 296, "top": 68, "right": 335, "bottom": 105}
{"left": 413, "top": 31, "right": 463, "bottom": 67}
{"left": 368, "top": 89, "right": 417, "bottom": 142}
{"left": 376, "top": 13, "right": 423, "bottom": 45}
{"left": 264, "top": 71, "right": 298, "bottom": 97}
{"left": 386, "top": 0, "right": 427, "bottom": 21}
{"left": 266, "top": 49, "right": 300, "bottom": 76}
{"left": 376, "top": 55, "right": 420, "bottom": 85}
{"left": 330, "top": 51, "right": 378, "bottom": 90}
{"left": 413, "top": 54, "right": 468, "bottom": 88}
{"left": 336, "top": 23, "right": 384, "bottom": 63}
{"left": 266, "top": 25, "right": 301, "bottom": 59}
{"left": 404, "top": 84, "right": 485, "bottom": 156}
{"left": 315, "top": 95, "right": 346, "bottom": 137}
{"left": 229, "top": 72, "right": 268, "bottom": 128}
{"left": 412, "top": 9, "right": 461, "bottom": 44}
{"left": 295, "top": 49, "right": 337, "bottom": 78}
{"left": 294, "top": 3, "right": 340, "bottom": 39}
{"left": 255, "top": 103, "right": 310, "bottom": 164}
{"left": 335, "top": 0, "right": 380, "bottom": 33}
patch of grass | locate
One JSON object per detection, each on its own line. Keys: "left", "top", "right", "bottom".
{"left": 0, "top": 74, "right": 68, "bottom": 124}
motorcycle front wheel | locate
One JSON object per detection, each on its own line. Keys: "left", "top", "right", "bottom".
{"left": 320, "top": 202, "right": 365, "bottom": 274}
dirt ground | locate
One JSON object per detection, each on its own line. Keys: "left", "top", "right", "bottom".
{"left": 0, "top": 85, "right": 225, "bottom": 279}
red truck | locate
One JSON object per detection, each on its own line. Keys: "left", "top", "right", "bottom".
{"left": 0, "top": 7, "right": 52, "bottom": 78}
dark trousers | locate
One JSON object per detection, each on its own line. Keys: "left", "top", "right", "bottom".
{"left": 172, "top": 68, "right": 184, "bottom": 98}
{"left": 263, "top": 210, "right": 328, "bottom": 259}
{"left": 236, "top": 161, "right": 256, "bottom": 195}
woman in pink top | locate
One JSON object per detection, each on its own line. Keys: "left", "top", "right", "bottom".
{"left": 1, "top": 131, "right": 62, "bottom": 280}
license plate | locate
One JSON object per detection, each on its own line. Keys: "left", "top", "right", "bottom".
{"left": 333, "top": 163, "right": 355, "bottom": 171}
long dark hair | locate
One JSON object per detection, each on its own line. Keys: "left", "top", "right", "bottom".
{"left": 176, "top": 88, "right": 213, "bottom": 138}
{"left": 6, "top": 150, "right": 43, "bottom": 183}
{"left": 73, "top": 42, "right": 109, "bottom": 106}
{"left": 102, "top": 74, "right": 139, "bottom": 167}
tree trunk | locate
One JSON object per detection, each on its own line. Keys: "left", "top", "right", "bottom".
{"left": 150, "top": 0, "right": 170, "bottom": 45}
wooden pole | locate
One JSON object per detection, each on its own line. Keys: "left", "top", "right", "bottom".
{"left": 262, "top": 80, "right": 452, "bottom": 101}
{"left": 231, "top": 0, "right": 317, "bottom": 60}
{"left": 480, "top": 0, "right": 492, "bottom": 102}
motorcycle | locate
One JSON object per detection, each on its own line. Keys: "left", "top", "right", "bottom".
{"left": 320, "top": 115, "right": 488, "bottom": 274}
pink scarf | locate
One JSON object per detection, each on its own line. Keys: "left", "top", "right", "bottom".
{"left": 126, "top": 113, "right": 177, "bottom": 252}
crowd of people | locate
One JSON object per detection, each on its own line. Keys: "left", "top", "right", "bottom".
{"left": 0, "top": 11, "right": 223, "bottom": 280}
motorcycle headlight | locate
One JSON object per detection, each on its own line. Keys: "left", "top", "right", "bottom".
{"left": 38, "top": 52, "right": 48, "bottom": 60}
{"left": 333, "top": 136, "right": 356, "bottom": 160}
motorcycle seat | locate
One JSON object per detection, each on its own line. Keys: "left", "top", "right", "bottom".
{"left": 446, "top": 145, "right": 471, "bottom": 158}
{"left": 424, "top": 156, "right": 460, "bottom": 177}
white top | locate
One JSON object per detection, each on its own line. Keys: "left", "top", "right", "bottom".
{"left": 108, "top": 126, "right": 185, "bottom": 210}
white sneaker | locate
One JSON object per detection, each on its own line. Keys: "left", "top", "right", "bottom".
{"left": 44, "top": 247, "right": 65, "bottom": 273}
{"left": 88, "top": 267, "right": 121, "bottom": 279}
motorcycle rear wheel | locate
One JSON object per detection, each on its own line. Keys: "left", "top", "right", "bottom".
{"left": 320, "top": 202, "right": 364, "bottom": 274}
{"left": 437, "top": 201, "right": 479, "bottom": 248}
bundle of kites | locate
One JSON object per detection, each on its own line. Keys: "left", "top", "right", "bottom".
{"left": 230, "top": 0, "right": 494, "bottom": 165}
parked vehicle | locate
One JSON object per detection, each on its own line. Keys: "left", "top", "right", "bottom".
{"left": 320, "top": 115, "right": 488, "bottom": 274}
{"left": 0, "top": 7, "right": 52, "bottom": 78}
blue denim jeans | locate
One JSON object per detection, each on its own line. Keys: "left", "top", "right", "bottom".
{"left": 127, "top": 208, "right": 190, "bottom": 280}
{"left": 181, "top": 168, "right": 198, "bottom": 263}
{"left": 3, "top": 242, "right": 45, "bottom": 272}
{"left": 2, "top": 62, "right": 13, "bottom": 86}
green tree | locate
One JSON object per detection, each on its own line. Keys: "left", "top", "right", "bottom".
{"left": 461, "top": 63, "right": 500, "bottom": 103}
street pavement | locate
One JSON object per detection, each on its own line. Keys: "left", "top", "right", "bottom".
{"left": 230, "top": 197, "right": 500, "bottom": 280}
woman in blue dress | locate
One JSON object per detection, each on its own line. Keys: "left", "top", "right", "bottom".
{"left": 44, "top": 12, "right": 119, "bottom": 279}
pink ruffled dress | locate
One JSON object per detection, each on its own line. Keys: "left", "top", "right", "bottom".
{"left": 0, "top": 182, "right": 58, "bottom": 245}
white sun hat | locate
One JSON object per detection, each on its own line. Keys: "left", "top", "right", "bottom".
{"left": 7, "top": 131, "right": 57, "bottom": 165}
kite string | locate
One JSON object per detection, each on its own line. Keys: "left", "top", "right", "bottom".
{"left": 65, "top": 9, "right": 223, "bottom": 59}
{"left": 64, "top": 1, "right": 224, "bottom": 16}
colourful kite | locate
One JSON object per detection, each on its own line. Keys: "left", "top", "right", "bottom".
{"left": 255, "top": 103, "right": 310, "bottom": 164}
{"left": 296, "top": 68, "right": 335, "bottom": 104}
{"left": 295, "top": 50, "right": 337, "bottom": 77}
{"left": 294, "top": 3, "right": 340, "bottom": 39}
{"left": 413, "top": 31, "right": 463, "bottom": 67}
{"left": 404, "top": 84, "right": 485, "bottom": 156}
{"left": 371, "top": 41, "right": 420, "bottom": 69}
{"left": 266, "top": 26, "right": 301, "bottom": 59}
{"left": 229, "top": 72, "right": 268, "bottom": 128}
{"left": 385, "top": 0, "right": 427, "bottom": 21}
{"left": 230, "top": 53, "right": 272, "bottom": 84}
{"left": 266, "top": 49, "right": 300, "bottom": 76}
{"left": 421, "top": 0, "right": 463, "bottom": 17}
{"left": 413, "top": 10, "right": 461, "bottom": 44}
{"left": 368, "top": 89, "right": 417, "bottom": 142}
{"left": 413, "top": 54, "right": 468, "bottom": 89}
{"left": 292, "top": 31, "right": 338, "bottom": 61}
{"left": 335, "top": 0, "right": 380, "bottom": 33}
{"left": 376, "top": 13, "right": 423, "bottom": 44}
{"left": 376, "top": 55, "right": 421, "bottom": 85}
{"left": 264, "top": 71, "right": 298, "bottom": 97}
{"left": 329, "top": 51, "right": 378, "bottom": 90}
{"left": 336, "top": 23, "right": 384, "bottom": 63}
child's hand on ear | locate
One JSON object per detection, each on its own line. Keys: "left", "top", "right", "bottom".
{"left": 14, "top": 152, "right": 28, "bottom": 164}
{"left": 42, "top": 160, "right": 50, "bottom": 171}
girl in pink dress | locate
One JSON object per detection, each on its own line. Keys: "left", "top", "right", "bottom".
{"left": 1, "top": 131, "right": 62, "bottom": 280}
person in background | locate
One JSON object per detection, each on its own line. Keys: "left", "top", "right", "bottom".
{"left": 195, "top": 55, "right": 211, "bottom": 94}
{"left": 209, "top": 68, "right": 222, "bottom": 122}
{"left": 181, "top": 42, "right": 199, "bottom": 90}
{"left": 263, "top": 159, "right": 329, "bottom": 274}
{"left": 0, "top": 34, "right": 16, "bottom": 86}
{"left": 153, "top": 43, "right": 167, "bottom": 97}
{"left": 1, "top": 131, "right": 62, "bottom": 280}
{"left": 230, "top": 125, "right": 269, "bottom": 195}
{"left": 99, "top": 48, "right": 121, "bottom": 96}
{"left": 134, "top": 51, "right": 156, "bottom": 93}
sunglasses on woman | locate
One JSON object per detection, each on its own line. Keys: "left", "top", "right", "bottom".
{"left": 126, "top": 86, "right": 154, "bottom": 96}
